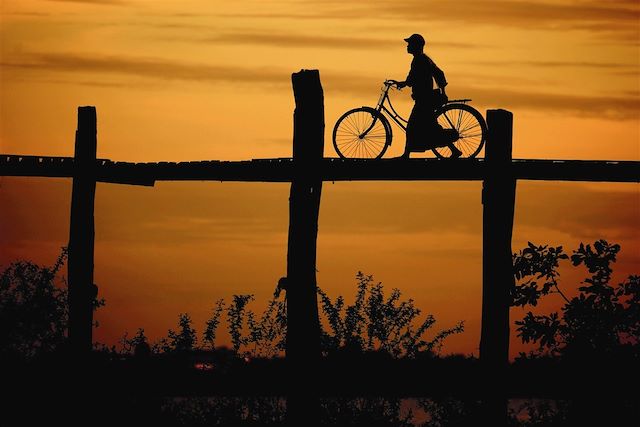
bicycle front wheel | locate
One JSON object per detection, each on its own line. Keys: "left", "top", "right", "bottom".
{"left": 433, "top": 104, "right": 487, "bottom": 159}
{"left": 333, "top": 107, "right": 392, "bottom": 159}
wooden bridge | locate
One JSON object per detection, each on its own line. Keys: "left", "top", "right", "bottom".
{"left": 2, "top": 155, "right": 637, "bottom": 184}
{"left": 2, "top": 69, "right": 638, "bottom": 425}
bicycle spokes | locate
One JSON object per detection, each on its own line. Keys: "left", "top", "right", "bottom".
{"left": 333, "top": 107, "right": 392, "bottom": 159}
{"left": 434, "top": 104, "right": 487, "bottom": 159}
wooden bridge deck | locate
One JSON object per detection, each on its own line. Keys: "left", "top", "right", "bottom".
{"left": 1, "top": 154, "right": 638, "bottom": 185}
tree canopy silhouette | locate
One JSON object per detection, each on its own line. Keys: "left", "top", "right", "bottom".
{"left": 0, "top": 247, "right": 104, "bottom": 361}
{"left": 512, "top": 239, "right": 639, "bottom": 359}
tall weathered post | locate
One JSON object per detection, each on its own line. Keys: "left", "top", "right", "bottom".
{"left": 68, "top": 106, "right": 98, "bottom": 358}
{"left": 480, "top": 109, "right": 516, "bottom": 425}
{"left": 286, "top": 70, "right": 324, "bottom": 424}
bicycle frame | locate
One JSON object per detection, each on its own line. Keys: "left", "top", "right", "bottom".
{"left": 376, "top": 84, "right": 409, "bottom": 131}
{"left": 362, "top": 81, "right": 473, "bottom": 139}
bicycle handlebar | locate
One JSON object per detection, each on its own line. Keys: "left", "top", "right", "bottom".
{"left": 383, "top": 80, "right": 472, "bottom": 104}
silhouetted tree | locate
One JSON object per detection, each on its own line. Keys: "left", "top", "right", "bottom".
{"left": 509, "top": 240, "right": 640, "bottom": 426}
{"left": 129, "top": 272, "right": 462, "bottom": 363}
{"left": 512, "top": 240, "right": 639, "bottom": 359}
{"left": 245, "top": 295, "right": 287, "bottom": 358}
{"left": 0, "top": 247, "right": 104, "bottom": 360}
{"left": 318, "top": 272, "right": 464, "bottom": 358}
{"left": 113, "top": 274, "right": 468, "bottom": 426}
{"left": 212, "top": 292, "right": 286, "bottom": 358}
{"left": 511, "top": 242, "right": 569, "bottom": 308}
{"left": 227, "top": 294, "right": 254, "bottom": 354}
{"left": 203, "top": 299, "right": 225, "bottom": 350}
{"left": 120, "top": 327, "right": 151, "bottom": 357}
{"left": 156, "top": 313, "right": 198, "bottom": 353}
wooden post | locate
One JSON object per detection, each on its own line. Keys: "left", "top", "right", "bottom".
{"left": 286, "top": 70, "right": 324, "bottom": 425}
{"left": 68, "top": 106, "right": 98, "bottom": 357}
{"left": 480, "top": 109, "right": 516, "bottom": 425}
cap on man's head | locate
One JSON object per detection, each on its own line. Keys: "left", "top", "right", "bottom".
{"left": 404, "top": 33, "right": 426, "bottom": 46}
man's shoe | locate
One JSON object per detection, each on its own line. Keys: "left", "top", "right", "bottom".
{"left": 449, "top": 148, "right": 463, "bottom": 159}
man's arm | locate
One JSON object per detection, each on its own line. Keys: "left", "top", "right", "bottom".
{"left": 396, "top": 57, "right": 418, "bottom": 89}
{"left": 429, "top": 58, "right": 448, "bottom": 91}
{"left": 396, "top": 73, "right": 412, "bottom": 89}
{"left": 396, "top": 67, "right": 414, "bottom": 89}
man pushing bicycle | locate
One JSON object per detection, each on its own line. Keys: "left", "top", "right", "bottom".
{"left": 396, "top": 34, "right": 463, "bottom": 159}
{"left": 332, "top": 36, "right": 486, "bottom": 160}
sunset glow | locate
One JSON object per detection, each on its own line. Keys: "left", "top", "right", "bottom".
{"left": 1, "top": 0, "right": 638, "bottom": 358}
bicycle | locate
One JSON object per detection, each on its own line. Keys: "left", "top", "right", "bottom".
{"left": 332, "top": 80, "right": 487, "bottom": 159}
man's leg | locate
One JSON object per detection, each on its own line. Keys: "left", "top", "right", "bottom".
{"left": 447, "top": 141, "right": 463, "bottom": 159}
{"left": 436, "top": 125, "right": 463, "bottom": 158}
{"left": 403, "top": 103, "right": 420, "bottom": 158}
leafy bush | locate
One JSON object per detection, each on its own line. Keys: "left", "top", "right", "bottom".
{"left": 512, "top": 239, "right": 639, "bottom": 358}
{"left": 0, "top": 247, "right": 104, "bottom": 360}
{"left": 318, "top": 272, "right": 464, "bottom": 358}
{"left": 127, "top": 272, "right": 462, "bottom": 361}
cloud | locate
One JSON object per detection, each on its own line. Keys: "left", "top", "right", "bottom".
{"left": 125, "top": 19, "right": 486, "bottom": 51}
{"left": 43, "top": 0, "right": 126, "bottom": 4}
{"left": 322, "top": 181, "right": 640, "bottom": 239}
{"left": 450, "top": 85, "right": 640, "bottom": 120}
{"left": 203, "top": 33, "right": 398, "bottom": 50}
{"left": 513, "top": 181, "right": 640, "bottom": 253}
{"left": 229, "top": 0, "right": 639, "bottom": 43}
{"left": 0, "top": 52, "right": 289, "bottom": 86}
{"left": 3, "top": 177, "right": 637, "bottom": 255}
{"left": 213, "top": 11, "right": 359, "bottom": 21}
{"left": 1, "top": 12, "right": 52, "bottom": 17}
{"left": 472, "top": 60, "right": 638, "bottom": 71}
{"left": 363, "top": 0, "right": 639, "bottom": 26}
{"left": 2, "top": 51, "right": 638, "bottom": 118}
{"left": 195, "top": 31, "right": 482, "bottom": 50}
{"left": 320, "top": 74, "right": 640, "bottom": 120}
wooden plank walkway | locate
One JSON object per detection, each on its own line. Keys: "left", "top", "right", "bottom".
{"left": 1, "top": 154, "right": 638, "bottom": 184}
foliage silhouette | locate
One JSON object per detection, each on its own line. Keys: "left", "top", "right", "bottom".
{"left": 120, "top": 327, "right": 151, "bottom": 357}
{"left": 203, "top": 299, "right": 225, "bottom": 350}
{"left": 227, "top": 294, "right": 254, "bottom": 354}
{"left": 112, "top": 272, "right": 465, "bottom": 426}
{"left": 125, "top": 271, "right": 462, "bottom": 363}
{"left": 511, "top": 243, "right": 569, "bottom": 308}
{"left": 7, "top": 244, "right": 637, "bottom": 426}
{"left": 510, "top": 239, "right": 639, "bottom": 426}
{"left": 160, "top": 313, "right": 198, "bottom": 353}
{"left": 512, "top": 239, "right": 639, "bottom": 359}
{"left": 318, "top": 272, "right": 464, "bottom": 358}
{"left": 0, "top": 247, "right": 104, "bottom": 360}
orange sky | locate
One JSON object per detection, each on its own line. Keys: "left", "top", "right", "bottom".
{"left": 1, "top": 0, "right": 639, "bottom": 358}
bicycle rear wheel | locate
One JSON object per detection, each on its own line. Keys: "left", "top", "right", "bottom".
{"left": 333, "top": 107, "right": 392, "bottom": 159}
{"left": 433, "top": 104, "right": 487, "bottom": 159}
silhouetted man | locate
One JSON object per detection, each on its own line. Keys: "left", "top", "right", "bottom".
{"left": 396, "top": 34, "right": 462, "bottom": 159}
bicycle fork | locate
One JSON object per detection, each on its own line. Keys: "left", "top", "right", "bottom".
{"left": 359, "top": 111, "right": 381, "bottom": 139}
